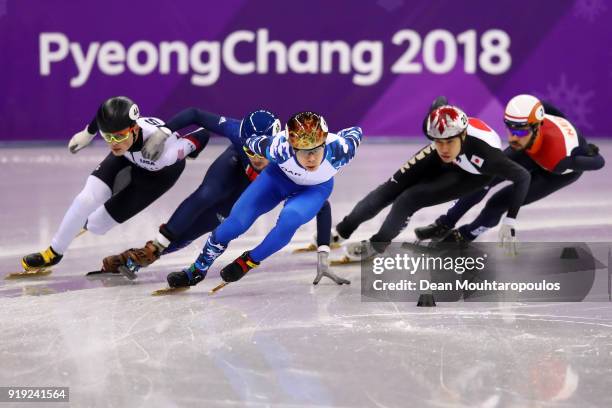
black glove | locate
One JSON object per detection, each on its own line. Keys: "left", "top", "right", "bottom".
{"left": 187, "top": 145, "right": 204, "bottom": 160}
{"left": 422, "top": 96, "right": 449, "bottom": 136}
{"left": 586, "top": 143, "right": 599, "bottom": 157}
{"left": 430, "top": 96, "right": 449, "bottom": 111}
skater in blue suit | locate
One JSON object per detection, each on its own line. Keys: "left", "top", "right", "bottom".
{"left": 166, "top": 111, "right": 362, "bottom": 288}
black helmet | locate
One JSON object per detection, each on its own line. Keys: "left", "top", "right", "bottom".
{"left": 96, "top": 96, "right": 140, "bottom": 133}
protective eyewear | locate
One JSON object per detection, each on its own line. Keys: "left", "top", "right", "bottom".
{"left": 101, "top": 126, "right": 136, "bottom": 143}
{"left": 295, "top": 144, "right": 325, "bottom": 159}
{"left": 507, "top": 127, "right": 531, "bottom": 138}
{"left": 243, "top": 145, "right": 264, "bottom": 159}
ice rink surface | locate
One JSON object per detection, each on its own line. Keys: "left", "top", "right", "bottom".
{"left": 1, "top": 141, "right": 611, "bottom": 407}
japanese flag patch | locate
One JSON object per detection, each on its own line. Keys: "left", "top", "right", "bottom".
{"left": 470, "top": 155, "right": 484, "bottom": 168}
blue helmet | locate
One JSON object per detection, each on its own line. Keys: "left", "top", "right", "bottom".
{"left": 239, "top": 110, "right": 281, "bottom": 141}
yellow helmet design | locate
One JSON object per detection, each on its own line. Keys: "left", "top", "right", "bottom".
{"left": 286, "top": 111, "right": 328, "bottom": 150}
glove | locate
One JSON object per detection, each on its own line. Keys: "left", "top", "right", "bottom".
{"left": 68, "top": 126, "right": 96, "bottom": 153}
{"left": 498, "top": 217, "right": 518, "bottom": 256}
{"left": 313, "top": 247, "right": 350, "bottom": 285}
{"left": 586, "top": 143, "right": 599, "bottom": 157}
{"left": 142, "top": 127, "right": 171, "bottom": 161}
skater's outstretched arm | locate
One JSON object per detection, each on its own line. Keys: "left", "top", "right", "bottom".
{"left": 67, "top": 116, "right": 100, "bottom": 153}
{"left": 326, "top": 127, "right": 363, "bottom": 168}
{"left": 555, "top": 152, "right": 605, "bottom": 172}
{"left": 165, "top": 108, "right": 242, "bottom": 148}
{"left": 541, "top": 101, "right": 566, "bottom": 118}
{"left": 552, "top": 131, "right": 605, "bottom": 173}
{"left": 86, "top": 116, "right": 99, "bottom": 134}
{"left": 154, "top": 128, "right": 210, "bottom": 167}
{"left": 137, "top": 108, "right": 235, "bottom": 162}
{"left": 245, "top": 132, "right": 286, "bottom": 162}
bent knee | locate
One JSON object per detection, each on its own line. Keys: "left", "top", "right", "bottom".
{"left": 86, "top": 206, "right": 118, "bottom": 235}
{"left": 278, "top": 208, "right": 307, "bottom": 232}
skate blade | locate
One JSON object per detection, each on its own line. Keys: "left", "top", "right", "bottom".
{"left": 209, "top": 281, "right": 228, "bottom": 295}
{"left": 330, "top": 256, "right": 358, "bottom": 266}
{"left": 293, "top": 242, "right": 342, "bottom": 253}
{"left": 85, "top": 270, "right": 123, "bottom": 280}
{"left": 5, "top": 268, "right": 52, "bottom": 279}
{"left": 292, "top": 243, "right": 317, "bottom": 253}
{"left": 151, "top": 287, "right": 190, "bottom": 296}
{"left": 86, "top": 270, "right": 108, "bottom": 276}
{"left": 117, "top": 265, "right": 137, "bottom": 280}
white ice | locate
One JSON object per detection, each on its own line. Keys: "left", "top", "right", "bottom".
{"left": 1, "top": 141, "right": 611, "bottom": 407}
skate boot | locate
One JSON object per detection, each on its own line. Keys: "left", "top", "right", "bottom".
{"left": 414, "top": 221, "right": 452, "bottom": 241}
{"left": 220, "top": 252, "right": 259, "bottom": 283}
{"left": 330, "top": 227, "right": 345, "bottom": 247}
{"left": 119, "top": 240, "right": 164, "bottom": 280}
{"left": 101, "top": 240, "right": 164, "bottom": 280}
{"left": 167, "top": 236, "right": 226, "bottom": 288}
{"left": 344, "top": 240, "right": 380, "bottom": 262}
{"left": 22, "top": 247, "right": 63, "bottom": 271}
{"left": 167, "top": 262, "right": 208, "bottom": 288}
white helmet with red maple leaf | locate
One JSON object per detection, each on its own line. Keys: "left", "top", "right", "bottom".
{"left": 426, "top": 105, "right": 469, "bottom": 140}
